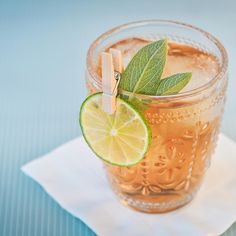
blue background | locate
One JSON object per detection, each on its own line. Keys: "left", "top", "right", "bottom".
{"left": 0, "top": 0, "right": 235, "bottom": 235}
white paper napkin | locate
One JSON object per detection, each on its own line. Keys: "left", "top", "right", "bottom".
{"left": 22, "top": 133, "right": 236, "bottom": 236}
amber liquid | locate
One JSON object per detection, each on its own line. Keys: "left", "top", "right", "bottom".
{"left": 86, "top": 38, "right": 227, "bottom": 213}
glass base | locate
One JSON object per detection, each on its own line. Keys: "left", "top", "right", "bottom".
{"left": 114, "top": 189, "right": 198, "bottom": 213}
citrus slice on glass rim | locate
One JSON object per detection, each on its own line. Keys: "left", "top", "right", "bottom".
{"left": 79, "top": 93, "right": 151, "bottom": 166}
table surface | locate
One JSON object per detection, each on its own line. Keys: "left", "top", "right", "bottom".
{"left": 1, "top": 0, "right": 236, "bottom": 235}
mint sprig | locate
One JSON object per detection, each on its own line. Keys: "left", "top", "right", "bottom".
{"left": 119, "top": 39, "right": 167, "bottom": 95}
{"left": 119, "top": 39, "right": 192, "bottom": 96}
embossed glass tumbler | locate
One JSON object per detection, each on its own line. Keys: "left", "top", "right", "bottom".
{"left": 85, "top": 20, "right": 228, "bottom": 213}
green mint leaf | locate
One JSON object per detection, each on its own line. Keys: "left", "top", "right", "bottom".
{"left": 156, "top": 72, "right": 192, "bottom": 95}
{"left": 119, "top": 39, "right": 167, "bottom": 95}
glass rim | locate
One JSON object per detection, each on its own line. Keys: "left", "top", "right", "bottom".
{"left": 87, "top": 19, "right": 228, "bottom": 99}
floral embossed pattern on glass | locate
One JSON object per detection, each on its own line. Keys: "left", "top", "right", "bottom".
{"left": 85, "top": 20, "right": 228, "bottom": 213}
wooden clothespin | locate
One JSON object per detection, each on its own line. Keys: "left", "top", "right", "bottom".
{"left": 109, "top": 48, "right": 123, "bottom": 73}
{"left": 102, "top": 48, "right": 123, "bottom": 114}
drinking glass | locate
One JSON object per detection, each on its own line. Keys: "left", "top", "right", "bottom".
{"left": 85, "top": 20, "right": 228, "bottom": 213}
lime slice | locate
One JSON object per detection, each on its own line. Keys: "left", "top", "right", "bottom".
{"left": 79, "top": 93, "right": 151, "bottom": 166}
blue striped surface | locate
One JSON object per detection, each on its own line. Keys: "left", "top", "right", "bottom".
{"left": 0, "top": 1, "right": 236, "bottom": 236}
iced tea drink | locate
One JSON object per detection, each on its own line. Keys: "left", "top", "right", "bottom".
{"left": 85, "top": 21, "right": 228, "bottom": 213}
